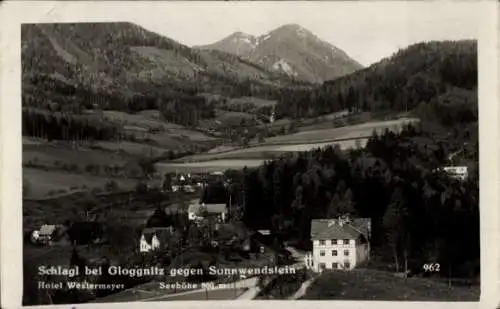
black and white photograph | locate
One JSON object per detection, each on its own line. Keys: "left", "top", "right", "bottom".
{"left": 7, "top": 0, "right": 491, "bottom": 306}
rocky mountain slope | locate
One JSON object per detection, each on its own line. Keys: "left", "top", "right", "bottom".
{"left": 196, "top": 24, "right": 363, "bottom": 83}
{"left": 22, "top": 22, "right": 297, "bottom": 111}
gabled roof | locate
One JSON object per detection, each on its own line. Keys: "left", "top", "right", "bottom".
{"left": 141, "top": 227, "right": 172, "bottom": 244}
{"left": 310, "top": 218, "right": 371, "bottom": 240}
{"left": 188, "top": 203, "right": 227, "bottom": 215}
{"left": 204, "top": 203, "right": 227, "bottom": 214}
{"left": 39, "top": 224, "right": 57, "bottom": 236}
{"left": 188, "top": 203, "right": 203, "bottom": 214}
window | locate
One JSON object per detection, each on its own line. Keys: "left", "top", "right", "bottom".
{"left": 319, "top": 240, "right": 326, "bottom": 246}
{"left": 343, "top": 239, "right": 350, "bottom": 245}
{"left": 319, "top": 263, "right": 326, "bottom": 270}
{"left": 332, "top": 250, "right": 338, "bottom": 256}
{"left": 331, "top": 239, "right": 337, "bottom": 245}
{"left": 320, "top": 250, "right": 325, "bottom": 256}
{"left": 344, "top": 262, "right": 351, "bottom": 269}
{"left": 344, "top": 250, "right": 349, "bottom": 256}
{"left": 332, "top": 262, "right": 338, "bottom": 269}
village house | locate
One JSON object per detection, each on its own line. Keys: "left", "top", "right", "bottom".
{"left": 139, "top": 227, "right": 174, "bottom": 253}
{"left": 188, "top": 202, "right": 227, "bottom": 223}
{"left": 171, "top": 174, "right": 198, "bottom": 192}
{"left": 304, "top": 216, "right": 371, "bottom": 272}
{"left": 441, "top": 166, "right": 468, "bottom": 181}
{"left": 139, "top": 206, "right": 176, "bottom": 253}
{"left": 31, "top": 224, "right": 60, "bottom": 245}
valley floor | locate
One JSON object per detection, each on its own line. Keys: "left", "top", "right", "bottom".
{"left": 22, "top": 117, "right": 419, "bottom": 199}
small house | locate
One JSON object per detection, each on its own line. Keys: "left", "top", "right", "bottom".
{"left": 188, "top": 202, "right": 227, "bottom": 223}
{"left": 139, "top": 227, "right": 174, "bottom": 253}
{"left": 34, "top": 224, "right": 58, "bottom": 244}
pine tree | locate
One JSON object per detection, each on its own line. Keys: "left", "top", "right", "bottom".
{"left": 383, "top": 188, "right": 409, "bottom": 273}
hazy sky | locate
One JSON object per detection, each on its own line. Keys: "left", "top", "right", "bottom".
{"left": 129, "top": 1, "right": 482, "bottom": 66}
{"left": 16, "top": 1, "right": 483, "bottom": 66}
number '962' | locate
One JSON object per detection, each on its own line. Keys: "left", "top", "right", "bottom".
{"left": 423, "top": 263, "right": 440, "bottom": 272}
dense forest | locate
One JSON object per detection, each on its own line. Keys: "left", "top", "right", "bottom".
{"left": 21, "top": 108, "right": 121, "bottom": 141}
{"left": 236, "top": 124, "right": 479, "bottom": 278}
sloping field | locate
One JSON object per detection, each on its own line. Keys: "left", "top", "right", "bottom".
{"left": 98, "top": 110, "right": 217, "bottom": 148}
{"left": 23, "top": 140, "right": 134, "bottom": 169}
{"left": 264, "top": 118, "right": 418, "bottom": 144}
{"left": 95, "top": 141, "right": 172, "bottom": 158}
{"left": 302, "top": 269, "right": 479, "bottom": 301}
{"left": 156, "top": 159, "right": 265, "bottom": 174}
{"left": 179, "top": 118, "right": 418, "bottom": 163}
{"left": 23, "top": 168, "right": 139, "bottom": 199}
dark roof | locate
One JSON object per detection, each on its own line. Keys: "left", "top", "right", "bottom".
{"left": 310, "top": 218, "right": 371, "bottom": 240}
{"left": 188, "top": 203, "right": 227, "bottom": 215}
{"left": 39, "top": 224, "right": 57, "bottom": 236}
{"left": 146, "top": 207, "right": 172, "bottom": 228}
{"left": 204, "top": 203, "right": 227, "bottom": 214}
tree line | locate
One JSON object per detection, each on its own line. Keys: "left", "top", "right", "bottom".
{"left": 22, "top": 108, "right": 120, "bottom": 141}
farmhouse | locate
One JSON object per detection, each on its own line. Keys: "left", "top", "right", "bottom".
{"left": 304, "top": 216, "right": 371, "bottom": 272}
{"left": 139, "top": 227, "right": 174, "bottom": 253}
{"left": 441, "top": 166, "right": 468, "bottom": 181}
{"left": 32, "top": 224, "right": 59, "bottom": 244}
{"left": 188, "top": 202, "right": 228, "bottom": 223}
{"left": 171, "top": 174, "right": 199, "bottom": 192}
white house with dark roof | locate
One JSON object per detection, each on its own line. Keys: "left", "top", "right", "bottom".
{"left": 305, "top": 216, "right": 371, "bottom": 272}
{"left": 32, "top": 224, "right": 59, "bottom": 244}
{"left": 139, "top": 227, "right": 174, "bottom": 253}
{"left": 440, "top": 166, "right": 468, "bottom": 181}
{"left": 188, "top": 202, "right": 227, "bottom": 223}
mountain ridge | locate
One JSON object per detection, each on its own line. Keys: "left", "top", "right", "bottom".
{"left": 195, "top": 24, "right": 363, "bottom": 83}
{"left": 22, "top": 22, "right": 304, "bottom": 112}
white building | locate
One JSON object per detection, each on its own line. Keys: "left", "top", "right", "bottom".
{"left": 139, "top": 227, "right": 173, "bottom": 253}
{"left": 32, "top": 224, "right": 58, "bottom": 245}
{"left": 188, "top": 202, "right": 227, "bottom": 223}
{"left": 440, "top": 166, "right": 468, "bottom": 181}
{"left": 305, "top": 216, "right": 371, "bottom": 272}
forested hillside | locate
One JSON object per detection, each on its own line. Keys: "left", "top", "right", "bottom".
{"left": 22, "top": 23, "right": 297, "bottom": 115}
{"left": 275, "top": 40, "right": 477, "bottom": 125}
{"left": 236, "top": 124, "right": 479, "bottom": 278}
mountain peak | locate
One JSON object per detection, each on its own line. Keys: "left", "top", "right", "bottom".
{"left": 196, "top": 31, "right": 258, "bottom": 57}
{"left": 195, "top": 23, "right": 363, "bottom": 83}
{"left": 270, "top": 23, "right": 313, "bottom": 37}
{"left": 230, "top": 31, "right": 253, "bottom": 38}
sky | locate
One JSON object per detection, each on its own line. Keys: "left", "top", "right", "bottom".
{"left": 127, "top": 1, "right": 483, "bottom": 66}
{"left": 9, "top": 1, "right": 483, "bottom": 66}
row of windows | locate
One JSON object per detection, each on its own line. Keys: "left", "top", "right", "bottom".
{"left": 318, "top": 239, "right": 351, "bottom": 245}
{"left": 320, "top": 249, "right": 349, "bottom": 256}
{"left": 318, "top": 262, "right": 351, "bottom": 270}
